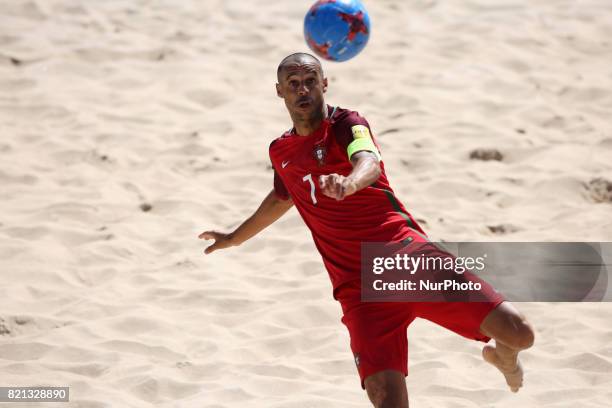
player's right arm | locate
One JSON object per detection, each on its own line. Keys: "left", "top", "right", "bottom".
{"left": 198, "top": 189, "right": 293, "bottom": 254}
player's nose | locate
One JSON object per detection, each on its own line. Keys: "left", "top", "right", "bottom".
{"left": 297, "top": 82, "right": 309, "bottom": 95}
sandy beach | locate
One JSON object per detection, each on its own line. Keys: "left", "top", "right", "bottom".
{"left": 1, "top": 0, "right": 612, "bottom": 406}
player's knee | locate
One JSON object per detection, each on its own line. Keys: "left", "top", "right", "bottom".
{"left": 519, "top": 320, "right": 535, "bottom": 349}
{"left": 511, "top": 318, "right": 535, "bottom": 350}
{"left": 487, "top": 303, "right": 535, "bottom": 350}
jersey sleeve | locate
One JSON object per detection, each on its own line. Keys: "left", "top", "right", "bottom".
{"left": 273, "top": 168, "right": 290, "bottom": 200}
{"left": 332, "top": 110, "right": 382, "bottom": 161}
{"left": 269, "top": 138, "right": 291, "bottom": 201}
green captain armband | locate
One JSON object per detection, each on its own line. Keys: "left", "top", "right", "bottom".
{"left": 346, "top": 125, "right": 381, "bottom": 161}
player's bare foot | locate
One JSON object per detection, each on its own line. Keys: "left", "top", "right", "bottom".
{"left": 482, "top": 344, "right": 524, "bottom": 392}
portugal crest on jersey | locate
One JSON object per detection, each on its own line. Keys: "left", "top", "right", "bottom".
{"left": 313, "top": 144, "right": 326, "bottom": 166}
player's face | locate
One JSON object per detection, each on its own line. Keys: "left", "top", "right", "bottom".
{"left": 276, "top": 63, "right": 328, "bottom": 115}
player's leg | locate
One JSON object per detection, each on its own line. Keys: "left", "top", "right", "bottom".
{"left": 410, "top": 241, "right": 535, "bottom": 392}
{"left": 479, "top": 301, "right": 535, "bottom": 392}
{"left": 337, "top": 280, "right": 414, "bottom": 407}
{"left": 364, "top": 370, "right": 408, "bottom": 408}
{"left": 413, "top": 296, "right": 533, "bottom": 392}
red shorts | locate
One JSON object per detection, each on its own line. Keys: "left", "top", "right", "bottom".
{"left": 336, "top": 279, "right": 504, "bottom": 388}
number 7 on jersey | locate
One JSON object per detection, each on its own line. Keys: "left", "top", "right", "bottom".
{"left": 302, "top": 173, "right": 317, "bottom": 205}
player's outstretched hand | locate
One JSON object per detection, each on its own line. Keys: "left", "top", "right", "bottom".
{"left": 319, "top": 173, "right": 357, "bottom": 201}
{"left": 198, "top": 230, "right": 235, "bottom": 254}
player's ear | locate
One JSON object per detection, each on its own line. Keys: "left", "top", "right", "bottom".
{"left": 322, "top": 77, "right": 328, "bottom": 93}
{"left": 276, "top": 83, "right": 283, "bottom": 98}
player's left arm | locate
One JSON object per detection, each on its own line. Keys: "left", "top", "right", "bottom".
{"left": 319, "top": 150, "right": 381, "bottom": 200}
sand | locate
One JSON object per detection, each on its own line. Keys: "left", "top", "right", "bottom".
{"left": 1, "top": 0, "right": 612, "bottom": 406}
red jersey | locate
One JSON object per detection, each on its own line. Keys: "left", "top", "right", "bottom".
{"left": 269, "top": 105, "right": 425, "bottom": 293}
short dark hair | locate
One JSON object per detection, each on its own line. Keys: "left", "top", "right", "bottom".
{"left": 277, "top": 52, "right": 324, "bottom": 81}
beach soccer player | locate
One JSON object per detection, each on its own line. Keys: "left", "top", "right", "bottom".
{"left": 199, "top": 53, "right": 535, "bottom": 407}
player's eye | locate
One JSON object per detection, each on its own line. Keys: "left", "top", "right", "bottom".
{"left": 289, "top": 80, "right": 299, "bottom": 88}
{"left": 305, "top": 78, "right": 316, "bottom": 86}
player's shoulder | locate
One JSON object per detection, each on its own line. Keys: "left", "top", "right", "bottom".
{"left": 269, "top": 128, "right": 295, "bottom": 150}
{"left": 330, "top": 105, "right": 369, "bottom": 128}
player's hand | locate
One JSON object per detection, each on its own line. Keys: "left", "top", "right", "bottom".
{"left": 319, "top": 173, "right": 357, "bottom": 201}
{"left": 198, "top": 230, "right": 235, "bottom": 254}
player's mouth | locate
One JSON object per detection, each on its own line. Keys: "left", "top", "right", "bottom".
{"left": 296, "top": 98, "right": 313, "bottom": 108}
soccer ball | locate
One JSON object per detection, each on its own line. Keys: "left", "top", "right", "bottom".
{"left": 304, "top": 0, "right": 371, "bottom": 62}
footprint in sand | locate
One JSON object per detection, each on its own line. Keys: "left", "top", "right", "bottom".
{"left": 487, "top": 224, "right": 520, "bottom": 235}
{"left": 585, "top": 178, "right": 612, "bottom": 203}
{"left": 469, "top": 148, "right": 504, "bottom": 161}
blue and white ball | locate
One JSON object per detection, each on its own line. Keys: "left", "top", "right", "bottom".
{"left": 304, "top": 0, "right": 371, "bottom": 62}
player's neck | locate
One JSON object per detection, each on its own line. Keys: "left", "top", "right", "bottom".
{"left": 291, "top": 104, "right": 328, "bottom": 136}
